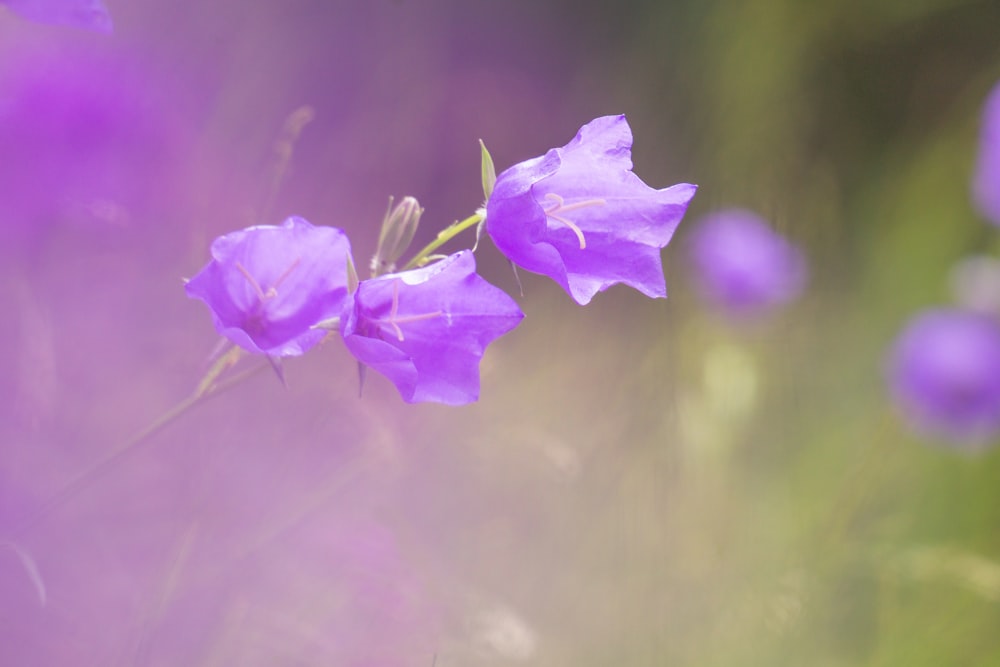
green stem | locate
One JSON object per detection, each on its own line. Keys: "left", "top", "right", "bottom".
{"left": 401, "top": 212, "right": 483, "bottom": 271}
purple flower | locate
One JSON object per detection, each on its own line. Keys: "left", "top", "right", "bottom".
{"left": 340, "top": 251, "right": 523, "bottom": 405}
{"left": 185, "top": 217, "right": 353, "bottom": 357}
{"left": 887, "top": 309, "right": 1000, "bottom": 445}
{"left": 973, "top": 78, "right": 1000, "bottom": 226}
{"left": 485, "top": 114, "right": 697, "bottom": 305}
{"left": 1, "top": 0, "right": 112, "bottom": 32}
{"left": 0, "top": 51, "right": 179, "bottom": 252}
{"left": 687, "top": 209, "right": 807, "bottom": 317}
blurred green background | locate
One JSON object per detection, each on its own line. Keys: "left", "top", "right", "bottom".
{"left": 3, "top": 0, "right": 1000, "bottom": 665}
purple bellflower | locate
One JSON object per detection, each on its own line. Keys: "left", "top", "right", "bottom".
{"left": 485, "top": 114, "right": 697, "bottom": 305}
{"left": 185, "top": 217, "right": 353, "bottom": 357}
{"left": 340, "top": 251, "right": 524, "bottom": 405}
{"left": 687, "top": 209, "right": 807, "bottom": 317}
{"left": 887, "top": 308, "right": 1000, "bottom": 445}
{"left": 973, "top": 78, "right": 1000, "bottom": 226}
{"left": 1, "top": 0, "right": 112, "bottom": 32}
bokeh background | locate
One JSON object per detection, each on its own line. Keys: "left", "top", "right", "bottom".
{"left": 2, "top": 0, "right": 1000, "bottom": 665}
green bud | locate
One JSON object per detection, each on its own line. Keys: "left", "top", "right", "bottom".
{"left": 480, "top": 139, "right": 496, "bottom": 201}
{"left": 372, "top": 195, "right": 422, "bottom": 276}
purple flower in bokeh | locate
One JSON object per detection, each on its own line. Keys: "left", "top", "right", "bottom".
{"left": 887, "top": 308, "right": 1000, "bottom": 445}
{"left": 688, "top": 209, "right": 807, "bottom": 317}
{"left": 1, "top": 0, "right": 112, "bottom": 33}
{"left": 973, "top": 78, "right": 1000, "bottom": 226}
{"left": 0, "top": 50, "right": 180, "bottom": 253}
{"left": 340, "top": 251, "right": 523, "bottom": 405}
{"left": 485, "top": 114, "right": 697, "bottom": 305}
{"left": 186, "top": 217, "right": 353, "bottom": 357}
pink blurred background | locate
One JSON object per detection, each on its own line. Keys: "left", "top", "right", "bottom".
{"left": 1, "top": 2, "right": 696, "bottom": 664}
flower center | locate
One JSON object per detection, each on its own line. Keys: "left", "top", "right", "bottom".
{"left": 236, "top": 257, "right": 302, "bottom": 303}
{"left": 369, "top": 280, "right": 443, "bottom": 342}
{"left": 541, "top": 193, "right": 606, "bottom": 249}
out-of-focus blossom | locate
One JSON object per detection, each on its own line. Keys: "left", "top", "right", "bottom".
{"left": 340, "top": 251, "right": 523, "bottom": 405}
{"left": 973, "top": 79, "right": 1000, "bottom": 226}
{"left": 887, "top": 308, "right": 1000, "bottom": 445}
{"left": 485, "top": 114, "right": 697, "bottom": 305}
{"left": 185, "top": 217, "right": 353, "bottom": 357}
{"left": 0, "top": 0, "right": 111, "bottom": 32}
{"left": 0, "top": 51, "right": 178, "bottom": 251}
{"left": 687, "top": 209, "right": 807, "bottom": 317}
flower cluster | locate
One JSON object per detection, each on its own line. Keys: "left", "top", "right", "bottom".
{"left": 886, "top": 77, "right": 1000, "bottom": 446}
{"left": 186, "top": 116, "right": 696, "bottom": 404}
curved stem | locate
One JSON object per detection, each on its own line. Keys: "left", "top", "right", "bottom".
{"left": 401, "top": 212, "right": 483, "bottom": 271}
{"left": 12, "top": 361, "right": 270, "bottom": 538}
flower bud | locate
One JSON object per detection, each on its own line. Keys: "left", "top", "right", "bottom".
{"left": 371, "top": 196, "right": 422, "bottom": 276}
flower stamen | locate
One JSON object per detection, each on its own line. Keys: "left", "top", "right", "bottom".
{"left": 236, "top": 258, "right": 302, "bottom": 301}
{"left": 374, "top": 280, "right": 444, "bottom": 342}
{"left": 235, "top": 262, "right": 267, "bottom": 301}
{"left": 542, "top": 193, "right": 606, "bottom": 249}
{"left": 266, "top": 257, "right": 302, "bottom": 298}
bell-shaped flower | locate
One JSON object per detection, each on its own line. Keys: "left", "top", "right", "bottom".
{"left": 340, "top": 251, "right": 524, "bottom": 405}
{"left": 973, "top": 78, "right": 1000, "bottom": 226}
{"left": 887, "top": 308, "right": 1000, "bottom": 445}
{"left": 1, "top": 0, "right": 112, "bottom": 32}
{"left": 484, "top": 114, "right": 696, "bottom": 305}
{"left": 687, "top": 209, "right": 807, "bottom": 318}
{"left": 185, "top": 217, "right": 353, "bottom": 357}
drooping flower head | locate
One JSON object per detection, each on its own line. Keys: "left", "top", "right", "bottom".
{"left": 687, "top": 209, "right": 807, "bottom": 318}
{"left": 887, "top": 308, "right": 1000, "bottom": 445}
{"left": 185, "top": 217, "right": 353, "bottom": 357}
{"left": 973, "top": 78, "right": 1000, "bottom": 226}
{"left": 485, "top": 114, "right": 697, "bottom": 305}
{"left": 0, "top": 0, "right": 112, "bottom": 32}
{"left": 340, "top": 251, "right": 523, "bottom": 405}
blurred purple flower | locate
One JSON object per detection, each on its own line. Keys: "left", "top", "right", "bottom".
{"left": 485, "top": 114, "right": 697, "bottom": 305}
{"left": 688, "top": 209, "right": 807, "bottom": 317}
{"left": 887, "top": 308, "right": 1000, "bottom": 444}
{"left": 0, "top": 50, "right": 179, "bottom": 252}
{"left": 973, "top": 78, "right": 1000, "bottom": 226}
{"left": 340, "top": 251, "right": 523, "bottom": 405}
{"left": 1, "top": 0, "right": 112, "bottom": 33}
{"left": 185, "top": 217, "right": 353, "bottom": 357}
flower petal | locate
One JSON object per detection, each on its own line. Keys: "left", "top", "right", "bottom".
{"left": 185, "top": 217, "right": 353, "bottom": 357}
{"left": 973, "top": 79, "right": 1000, "bottom": 226}
{"left": 341, "top": 251, "right": 523, "bottom": 404}
{"left": 486, "top": 115, "right": 696, "bottom": 304}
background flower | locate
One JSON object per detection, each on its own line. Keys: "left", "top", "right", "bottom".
{"left": 185, "top": 217, "right": 352, "bottom": 357}
{"left": 973, "top": 78, "right": 1000, "bottom": 226}
{"left": 887, "top": 308, "right": 1000, "bottom": 445}
{"left": 0, "top": 0, "right": 112, "bottom": 32}
{"left": 340, "top": 251, "right": 523, "bottom": 405}
{"left": 485, "top": 114, "right": 696, "bottom": 305}
{"left": 687, "top": 209, "right": 807, "bottom": 318}
{"left": 0, "top": 49, "right": 179, "bottom": 256}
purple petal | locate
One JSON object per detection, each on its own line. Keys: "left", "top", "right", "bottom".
{"left": 887, "top": 308, "right": 1000, "bottom": 445}
{"left": 340, "top": 251, "right": 524, "bottom": 405}
{"left": 486, "top": 115, "right": 696, "bottom": 304}
{"left": 185, "top": 217, "right": 353, "bottom": 357}
{"left": 973, "top": 79, "right": 1000, "bottom": 226}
